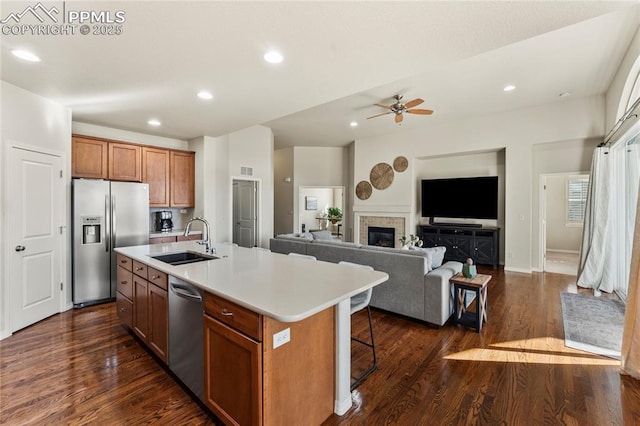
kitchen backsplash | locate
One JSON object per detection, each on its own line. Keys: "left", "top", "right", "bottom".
{"left": 149, "top": 207, "right": 195, "bottom": 232}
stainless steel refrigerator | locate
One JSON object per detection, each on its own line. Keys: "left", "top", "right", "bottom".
{"left": 72, "top": 179, "right": 149, "bottom": 307}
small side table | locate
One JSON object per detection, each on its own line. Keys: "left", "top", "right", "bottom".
{"left": 451, "top": 273, "right": 492, "bottom": 333}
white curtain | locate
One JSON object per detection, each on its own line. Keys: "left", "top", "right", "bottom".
{"left": 577, "top": 147, "right": 616, "bottom": 293}
{"left": 621, "top": 188, "right": 640, "bottom": 379}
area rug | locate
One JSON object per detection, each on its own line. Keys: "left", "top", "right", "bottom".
{"left": 560, "top": 292, "right": 625, "bottom": 360}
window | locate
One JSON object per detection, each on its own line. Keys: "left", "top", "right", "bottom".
{"left": 567, "top": 177, "right": 589, "bottom": 224}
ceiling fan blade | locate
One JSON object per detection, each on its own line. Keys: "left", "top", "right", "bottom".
{"left": 366, "top": 111, "right": 393, "bottom": 119}
{"left": 406, "top": 108, "right": 433, "bottom": 115}
{"left": 403, "top": 98, "right": 424, "bottom": 108}
{"left": 374, "top": 103, "right": 393, "bottom": 110}
{"left": 395, "top": 113, "right": 403, "bottom": 124}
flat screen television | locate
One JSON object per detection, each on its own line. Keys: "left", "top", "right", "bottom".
{"left": 421, "top": 176, "right": 498, "bottom": 220}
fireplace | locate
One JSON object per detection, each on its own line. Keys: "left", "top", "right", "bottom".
{"left": 368, "top": 226, "right": 396, "bottom": 247}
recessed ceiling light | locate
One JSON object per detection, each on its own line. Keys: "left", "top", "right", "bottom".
{"left": 503, "top": 85, "right": 516, "bottom": 92}
{"left": 350, "top": 121, "right": 358, "bottom": 127}
{"left": 263, "top": 50, "right": 283, "bottom": 64}
{"left": 197, "top": 91, "right": 213, "bottom": 100}
{"left": 11, "top": 49, "right": 40, "bottom": 62}
{"left": 148, "top": 119, "right": 161, "bottom": 126}
{"left": 559, "top": 92, "right": 571, "bottom": 98}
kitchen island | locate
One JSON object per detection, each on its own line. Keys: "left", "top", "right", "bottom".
{"left": 114, "top": 241, "right": 388, "bottom": 425}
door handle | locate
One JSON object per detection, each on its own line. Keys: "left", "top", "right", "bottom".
{"left": 15, "top": 245, "right": 26, "bottom": 252}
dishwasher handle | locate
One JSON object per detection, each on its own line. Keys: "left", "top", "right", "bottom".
{"left": 169, "top": 282, "right": 203, "bottom": 301}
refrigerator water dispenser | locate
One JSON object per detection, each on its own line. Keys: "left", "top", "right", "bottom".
{"left": 82, "top": 216, "right": 102, "bottom": 244}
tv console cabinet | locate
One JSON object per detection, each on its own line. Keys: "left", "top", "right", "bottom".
{"left": 418, "top": 224, "right": 499, "bottom": 268}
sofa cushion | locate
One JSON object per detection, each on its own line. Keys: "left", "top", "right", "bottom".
{"left": 311, "top": 230, "right": 333, "bottom": 240}
{"left": 312, "top": 239, "right": 362, "bottom": 248}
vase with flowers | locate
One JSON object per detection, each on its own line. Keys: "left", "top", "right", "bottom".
{"left": 399, "top": 234, "right": 423, "bottom": 249}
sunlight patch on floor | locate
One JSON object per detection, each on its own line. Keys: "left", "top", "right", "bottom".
{"left": 443, "top": 337, "right": 620, "bottom": 365}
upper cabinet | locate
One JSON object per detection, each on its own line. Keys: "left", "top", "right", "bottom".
{"left": 72, "top": 136, "right": 108, "bottom": 179}
{"left": 142, "top": 147, "right": 170, "bottom": 207}
{"left": 170, "top": 151, "right": 195, "bottom": 207}
{"left": 72, "top": 135, "right": 195, "bottom": 208}
{"left": 109, "top": 143, "right": 142, "bottom": 182}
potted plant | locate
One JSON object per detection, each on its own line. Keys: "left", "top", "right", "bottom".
{"left": 462, "top": 258, "right": 477, "bottom": 278}
{"left": 327, "top": 207, "right": 343, "bottom": 224}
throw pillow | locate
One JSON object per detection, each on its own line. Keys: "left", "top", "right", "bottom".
{"left": 412, "top": 246, "right": 446, "bottom": 269}
{"left": 409, "top": 246, "right": 433, "bottom": 273}
{"left": 311, "top": 230, "right": 333, "bottom": 240}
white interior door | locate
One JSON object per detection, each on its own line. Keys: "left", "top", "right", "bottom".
{"left": 232, "top": 180, "right": 257, "bottom": 247}
{"left": 9, "top": 147, "right": 63, "bottom": 332}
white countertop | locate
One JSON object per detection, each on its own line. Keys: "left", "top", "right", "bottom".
{"left": 115, "top": 241, "right": 389, "bottom": 323}
{"left": 149, "top": 229, "right": 202, "bottom": 238}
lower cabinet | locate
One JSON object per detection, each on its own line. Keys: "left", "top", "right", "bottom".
{"left": 117, "top": 255, "right": 168, "bottom": 364}
{"left": 203, "top": 292, "right": 335, "bottom": 426}
{"left": 204, "top": 315, "right": 262, "bottom": 426}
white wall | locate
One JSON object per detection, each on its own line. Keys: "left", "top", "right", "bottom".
{"left": 1, "top": 81, "right": 72, "bottom": 339}
{"left": 72, "top": 122, "right": 188, "bottom": 150}
{"left": 606, "top": 24, "right": 640, "bottom": 130}
{"left": 292, "top": 147, "right": 349, "bottom": 234}
{"left": 531, "top": 137, "right": 598, "bottom": 269}
{"left": 274, "top": 147, "right": 294, "bottom": 235}
{"left": 545, "top": 175, "right": 584, "bottom": 252}
{"left": 191, "top": 126, "right": 274, "bottom": 247}
{"left": 353, "top": 95, "right": 604, "bottom": 272}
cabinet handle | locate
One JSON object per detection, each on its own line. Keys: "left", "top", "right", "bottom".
{"left": 221, "top": 309, "right": 234, "bottom": 317}
{"left": 121, "top": 280, "right": 128, "bottom": 285}
{"left": 120, "top": 308, "right": 125, "bottom": 312}
{"left": 136, "top": 267, "right": 143, "bottom": 271}
{"left": 121, "top": 259, "right": 127, "bottom": 264}
{"left": 151, "top": 275, "right": 160, "bottom": 280}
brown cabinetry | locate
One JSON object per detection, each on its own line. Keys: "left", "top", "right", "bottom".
{"left": 72, "top": 136, "right": 108, "bottom": 179}
{"left": 170, "top": 151, "right": 195, "bottom": 207}
{"left": 109, "top": 142, "right": 141, "bottom": 182}
{"left": 142, "top": 147, "right": 170, "bottom": 206}
{"left": 117, "top": 254, "right": 169, "bottom": 364}
{"left": 72, "top": 135, "right": 195, "bottom": 208}
{"left": 203, "top": 292, "right": 334, "bottom": 426}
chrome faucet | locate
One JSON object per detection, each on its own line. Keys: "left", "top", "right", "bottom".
{"left": 184, "top": 217, "right": 215, "bottom": 254}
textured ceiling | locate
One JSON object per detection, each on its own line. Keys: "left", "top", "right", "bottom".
{"left": 1, "top": 1, "right": 638, "bottom": 148}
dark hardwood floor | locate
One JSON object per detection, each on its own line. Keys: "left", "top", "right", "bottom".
{"left": 1, "top": 268, "right": 639, "bottom": 425}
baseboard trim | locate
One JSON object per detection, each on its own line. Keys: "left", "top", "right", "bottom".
{"left": 504, "top": 266, "right": 532, "bottom": 274}
{"left": 546, "top": 249, "right": 580, "bottom": 254}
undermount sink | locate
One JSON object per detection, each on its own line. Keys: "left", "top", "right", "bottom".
{"left": 151, "top": 251, "right": 219, "bottom": 266}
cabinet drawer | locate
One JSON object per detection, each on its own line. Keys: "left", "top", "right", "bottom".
{"left": 132, "top": 260, "right": 148, "bottom": 279}
{"left": 116, "top": 266, "right": 133, "bottom": 300}
{"left": 116, "top": 254, "right": 132, "bottom": 271}
{"left": 147, "top": 267, "right": 167, "bottom": 290}
{"left": 116, "top": 291, "right": 133, "bottom": 329}
{"left": 149, "top": 236, "right": 177, "bottom": 244}
{"left": 204, "top": 293, "right": 262, "bottom": 341}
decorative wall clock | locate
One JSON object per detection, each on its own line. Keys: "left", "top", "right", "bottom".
{"left": 355, "top": 181, "right": 373, "bottom": 200}
{"left": 370, "top": 162, "right": 394, "bottom": 190}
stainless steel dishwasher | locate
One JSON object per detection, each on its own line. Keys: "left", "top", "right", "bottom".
{"left": 168, "top": 276, "right": 204, "bottom": 400}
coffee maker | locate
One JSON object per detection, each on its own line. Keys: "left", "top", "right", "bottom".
{"left": 154, "top": 210, "right": 173, "bottom": 232}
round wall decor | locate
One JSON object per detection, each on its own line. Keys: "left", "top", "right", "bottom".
{"left": 370, "top": 162, "right": 394, "bottom": 190}
{"left": 355, "top": 181, "right": 373, "bottom": 200}
{"left": 393, "top": 156, "right": 408, "bottom": 172}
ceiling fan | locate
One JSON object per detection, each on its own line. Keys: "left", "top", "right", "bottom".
{"left": 367, "top": 94, "right": 433, "bottom": 124}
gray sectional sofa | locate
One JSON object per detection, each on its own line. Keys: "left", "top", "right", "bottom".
{"left": 269, "top": 234, "right": 463, "bottom": 326}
